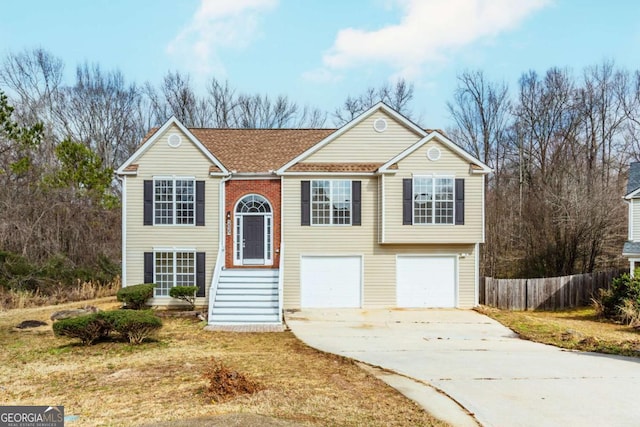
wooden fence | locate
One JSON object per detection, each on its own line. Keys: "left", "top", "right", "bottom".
{"left": 480, "top": 269, "right": 627, "bottom": 310}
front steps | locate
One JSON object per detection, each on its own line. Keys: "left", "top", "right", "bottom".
{"left": 208, "top": 268, "right": 280, "bottom": 325}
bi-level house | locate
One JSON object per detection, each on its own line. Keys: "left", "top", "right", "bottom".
{"left": 116, "top": 103, "right": 491, "bottom": 326}
{"left": 624, "top": 162, "right": 640, "bottom": 273}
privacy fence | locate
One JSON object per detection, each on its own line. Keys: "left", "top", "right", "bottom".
{"left": 480, "top": 269, "right": 627, "bottom": 311}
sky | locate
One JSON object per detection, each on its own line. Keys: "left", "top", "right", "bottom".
{"left": 1, "top": 0, "right": 639, "bottom": 129}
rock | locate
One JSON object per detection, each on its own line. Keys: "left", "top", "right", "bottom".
{"left": 50, "top": 306, "right": 99, "bottom": 321}
{"left": 16, "top": 320, "right": 48, "bottom": 329}
{"left": 560, "top": 329, "right": 584, "bottom": 341}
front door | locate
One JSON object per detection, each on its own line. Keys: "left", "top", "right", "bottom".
{"left": 243, "top": 215, "right": 265, "bottom": 262}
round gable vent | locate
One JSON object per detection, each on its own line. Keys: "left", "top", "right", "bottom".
{"left": 427, "top": 146, "right": 441, "bottom": 161}
{"left": 373, "top": 117, "right": 387, "bottom": 133}
{"left": 167, "top": 133, "right": 182, "bottom": 148}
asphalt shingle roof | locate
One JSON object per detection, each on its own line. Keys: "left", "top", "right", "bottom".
{"left": 623, "top": 241, "right": 640, "bottom": 255}
{"left": 627, "top": 162, "right": 640, "bottom": 195}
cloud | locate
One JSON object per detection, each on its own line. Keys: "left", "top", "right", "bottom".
{"left": 167, "top": 0, "right": 277, "bottom": 77}
{"left": 310, "top": 0, "right": 551, "bottom": 81}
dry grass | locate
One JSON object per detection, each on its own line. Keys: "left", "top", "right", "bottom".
{"left": 0, "top": 297, "right": 446, "bottom": 426}
{"left": 478, "top": 305, "right": 640, "bottom": 357}
{"left": 0, "top": 279, "right": 120, "bottom": 311}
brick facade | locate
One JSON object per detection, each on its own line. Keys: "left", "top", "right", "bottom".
{"left": 225, "top": 179, "right": 281, "bottom": 268}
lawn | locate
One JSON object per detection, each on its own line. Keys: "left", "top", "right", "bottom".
{"left": 0, "top": 297, "right": 446, "bottom": 426}
{"left": 478, "top": 305, "right": 640, "bottom": 357}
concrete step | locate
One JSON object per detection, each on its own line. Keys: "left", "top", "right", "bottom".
{"left": 211, "top": 307, "right": 279, "bottom": 315}
{"left": 213, "top": 300, "right": 278, "bottom": 308}
{"left": 208, "top": 314, "right": 280, "bottom": 323}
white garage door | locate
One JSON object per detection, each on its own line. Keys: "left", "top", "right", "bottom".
{"left": 397, "top": 256, "right": 456, "bottom": 308}
{"left": 300, "top": 256, "right": 361, "bottom": 308}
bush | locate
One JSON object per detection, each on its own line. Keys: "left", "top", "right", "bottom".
{"left": 117, "top": 283, "right": 155, "bottom": 309}
{"left": 169, "top": 286, "right": 198, "bottom": 309}
{"left": 598, "top": 273, "right": 640, "bottom": 325}
{"left": 101, "top": 310, "right": 162, "bottom": 344}
{"left": 52, "top": 313, "right": 110, "bottom": 345}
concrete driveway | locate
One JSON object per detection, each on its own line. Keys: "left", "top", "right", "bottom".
{"left": 285, "top": 309, "right": 640, "bottom": 427}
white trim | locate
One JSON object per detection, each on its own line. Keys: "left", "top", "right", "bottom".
{"left": 152, "top": 176, "right": 197, "bottom": 226}
{"left": 378, "top": 132, "right": 492, "bottom": 174}
{"left": 625, "top": 188, "right": 640, "bottom": 199}
{"left": 228, "top": 174, "right": 279, "bottom": 180}
{"left": 474, "top": 243, "right": 480, "bottom": 307}
{"left": 482, "top": 174, "right": 486, "bottom": 243}
{"left": 116, "top": 116, "right": 229, "bottom": 175}
{"left": 120, "top": 175, "right": 127, "bottom": 286}
{"left": 628, "top": 199, "right": 633, "bottom": 241}
{"left": 118, "top": 170, "right": 138, "bottom": 176}
{"left": 411, "top": 175, "right": 455, "bottom": 225}
{"left": 277, "top": 102, "right": 427, "bottom": 174}
{"left": 151, "top": 249, "right": 197, "bottom": 298}
{"left": 233, "top": 194, "right": 274, "bottom": 266}
{"left": 310, "top": 179, "right": 353, "bottom": 226}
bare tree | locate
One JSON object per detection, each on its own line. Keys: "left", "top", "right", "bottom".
{"left": 334, "top": 78, "right": 414, "bottom": 125}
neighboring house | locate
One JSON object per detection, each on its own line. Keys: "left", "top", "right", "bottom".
{"left": 115, "top": 102, "right": 491, "bottom": 325}
{"left": 623, "top": 161, "right": 640, "bottom": 274}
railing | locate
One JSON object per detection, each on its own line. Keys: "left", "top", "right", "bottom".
{"left": 278, "top": 243, "right": 284, "bottom": 323}
{"left": 208, "top": 249, "right": 225, "bottom": 322}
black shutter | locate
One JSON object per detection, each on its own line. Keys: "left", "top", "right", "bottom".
{"left": 196, "top": 252, "right": 206, "bottom": 297}
{"left": 143, "top": 252, "right": 154, "bottom": 284}
{"left": 301, "top": 181, "right": 310, "bottom": 226}
{"left": 352, "top": 181, "right": 361, "bottom": 226}
{"left": 196, "top": 181, "right": 205, "bottom": 226}
{"left": 455, "top": 178, "right": 465, "bottom": 225}
{"left": 143, "top": 180, "right": 153, "bottom": 225}
{"left": 402, "top": 178, "right": 412, "bottom": 225}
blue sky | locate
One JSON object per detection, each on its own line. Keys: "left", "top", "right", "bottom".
{"left": 1, "top": 0, "right": 639, "bottom": 128}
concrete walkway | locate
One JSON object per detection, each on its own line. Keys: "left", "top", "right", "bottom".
{"left": 285, "top": 309, "right": 640, "bottom": 427}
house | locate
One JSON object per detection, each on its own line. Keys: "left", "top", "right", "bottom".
{"left": 115, "top": 102, "right": 491, "bottom": 326}
{"left": 623, "top": 161, "right": 640, "bottom": 274}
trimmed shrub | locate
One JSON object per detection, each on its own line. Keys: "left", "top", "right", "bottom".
{"left": 101, "top": 310, "right": 162, "bottom": 344}
{"left": 52, "top": 313, "right": 110, "bottom": 345}
{"left": 117, "top": 283, "right": 155, "bottom": 309}
{"left": 169, "top": 286, "right": 198, "bottom": 309}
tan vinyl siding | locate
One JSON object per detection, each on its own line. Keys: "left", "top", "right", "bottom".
{"left": 124, "top": 125, "right": 220, "bottom": 306}
{"left": 304, "top": 111, "right": 422, "bottom": 163}
{"left": 633, "top": 199, "right": 640, "bottom": 241}
{"left": 281, "top": 176, "right": 477, "bottom": 309}
{"left": 383, "top": 138, "right": 484, "bottom": 243}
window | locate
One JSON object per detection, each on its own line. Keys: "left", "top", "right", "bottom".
{"left": 413, "top": 176, "right": 454, "bottom": 224}
{"left": 311, "top": 180, "right": 352, "bottom": 225}
{"left": 154, "top": 178, "right": 194, "bottom": 225}
{"left": 154, "top": 251, "right": 195, "bottom": 297}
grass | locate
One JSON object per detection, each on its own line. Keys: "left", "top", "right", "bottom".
{"left": 477, "top": 305, "right": 640, "bottom": 357}
{"left": 0, "top": 297, "right": 446, "bottom": 426}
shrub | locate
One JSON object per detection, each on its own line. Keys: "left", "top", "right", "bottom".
{"left": 117, "top": 283, "right": 155, "bottom": 309}
{"left": 202, "top": 357, "right": 262, "bottom": 403}
{"left": 169, "top": 286, "right": 198, "bottom": 309}
{"left": 598, "top": 273, "right": 640, "bottom": 324}
{"left": 52, "top": 313, "right": 111, "bottom": 345}
{"left": 101, "top": 310, "right": 162, "bottom": 344}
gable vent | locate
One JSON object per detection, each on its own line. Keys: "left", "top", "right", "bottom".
{"left": 168, "top": 133, "right": 182, "bottom": 148}
{"left": 373, "top": 117, "right": 387, "bottom": 133}
{"left": 427, "top": 146, "right": 441, "bottom": 161}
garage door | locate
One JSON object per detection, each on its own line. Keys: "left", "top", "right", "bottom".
{"left": 300, "top": 256, "right": 361, "bottom": 308}
{"left": 397, "top": 256, "right": 456, "bottom": 307}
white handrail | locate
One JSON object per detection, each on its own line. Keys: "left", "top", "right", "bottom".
{"left": 208, "top": 248, "right": 224, "bottom": 322}
{"left": 278, "top": 242, "right": 284, "bottom": 324}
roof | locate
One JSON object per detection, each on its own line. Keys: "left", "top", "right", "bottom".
{"left": 288, "top": 162, "right": 384, "bottom": 173}
{"left": 627, "top": 162, "right": 640, "bottom": 195}
{"left": 623, "top": 241, "right": 640, "bottom": 256}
